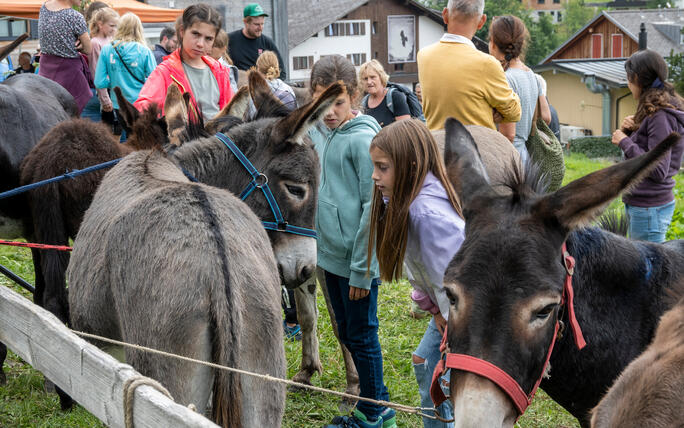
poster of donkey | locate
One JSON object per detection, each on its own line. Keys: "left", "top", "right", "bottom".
{"left": 387, "top": 15, "right": 415, "bottom": 63}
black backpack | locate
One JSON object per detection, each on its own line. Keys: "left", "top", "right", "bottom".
{"left": 362, "top": 82, "right": 425, "bottom": 122}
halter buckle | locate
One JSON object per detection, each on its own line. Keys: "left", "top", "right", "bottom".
{"left": 277, "top": 221, "right": 288, "bottom": 231}
{"left": 255, "top": 173, "right": 268, "bottom": 188}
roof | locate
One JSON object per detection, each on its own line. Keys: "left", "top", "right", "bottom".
{"left": 0, "top": 0, "right": 182, "bottom": 22}
{"left": 541, "top": 8, "right": 684, "bottom": 64}
{"left": 287, "top": 0, "right": 445, "bottom": 48}
{"left": 534, "top": 58, "right": 628, "bottom": 88}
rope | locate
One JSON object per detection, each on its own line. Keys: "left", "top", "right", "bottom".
{"left": 72, "top": 330, "right": 443, "bottom": 421}
{"left": 0, "top": 240, "right": 72, "bottom": 252}
{"left": 0, "top": 158, "right": 121, "bottom": 200}
{"left": 123, "top": 376, "right": 173, "bottom": 428}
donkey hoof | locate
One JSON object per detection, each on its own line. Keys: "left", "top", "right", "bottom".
{"left": 44, "top": 378, "right": 56, "bottom": 393}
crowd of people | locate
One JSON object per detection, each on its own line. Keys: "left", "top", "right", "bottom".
{"left": 7, "top": 0, "right": 683, "bottom": 427}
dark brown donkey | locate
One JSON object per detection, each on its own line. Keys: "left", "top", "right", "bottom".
{"left": 439, "top": 118, "right": 684, "bottom": 427}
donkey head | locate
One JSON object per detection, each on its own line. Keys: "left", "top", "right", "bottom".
{"left": 441, "top": 118, "right": 680, "bottom": 427}
{"left": 216, "top": 73, "right": 344, "bottom": 287}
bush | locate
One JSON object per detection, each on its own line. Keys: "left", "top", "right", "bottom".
{"left": 568, "top": 136, "right": 622, "bottom": 158}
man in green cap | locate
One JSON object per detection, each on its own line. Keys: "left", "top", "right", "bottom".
{"left": 228, "top": 2, "right": 286, "bottom": 79}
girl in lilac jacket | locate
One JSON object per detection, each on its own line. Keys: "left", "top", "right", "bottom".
{"left": 612, "top": 49, "right": 684, "bottom": 243}
{"left": 368, "top": 119, "right": 464, "bottom": 428}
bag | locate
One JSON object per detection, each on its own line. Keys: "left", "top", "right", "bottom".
{"left": 362, "top": 82, "right": 425, "bottom": 122}
{"left": 112, "top": 42, "right": 145, "bottom": 85}
{"left": 525, "top": 98, "right": 565, "bottom": 191}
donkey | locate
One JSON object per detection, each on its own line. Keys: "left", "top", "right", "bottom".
{"left": 438, "top": 118, "right": 684, "bottom": 427}
{"left": 290, "top": 124, "right": 522, "bottom": 402}
{"left": 591, "top": 284, "right": 684, "bottom": 428}
{"left": 67, "top": 147, "right": 286, "bottom": 427}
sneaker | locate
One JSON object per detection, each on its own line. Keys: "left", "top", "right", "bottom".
{"left": 380, "top": 408, "right": 397, "bottom": 428}
{"left": 283, "top": 320, "right": 302, "bottom": 341}
{"left": 323, "top": 408, "right": 383, "bottom": 428}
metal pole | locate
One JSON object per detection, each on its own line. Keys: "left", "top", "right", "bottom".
{"left": 638, "top": 23, "right": 647, "bottom": 50}
{"left": 0, "top": 263, "right": 35, "bottom": 294}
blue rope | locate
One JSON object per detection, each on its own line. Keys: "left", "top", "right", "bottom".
{"left": 0, "top": 158, "right": 121, "bottom": 200}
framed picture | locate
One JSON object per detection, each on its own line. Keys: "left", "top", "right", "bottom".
{"left": 387, "top": 15, "right": 415, "bottom": 63}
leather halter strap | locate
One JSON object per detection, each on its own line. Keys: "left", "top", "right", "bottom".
{"left": 214, "top": 132, "right": 317, "bottom": 239}
{"left": 430, "top": 242, "right": 586, "bottom": 418}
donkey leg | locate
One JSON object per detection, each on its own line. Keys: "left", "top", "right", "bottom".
{"left": 317, "top": 268, "right": 360, "bottom": 401}
{"left": 291, "top": 276, "right": 322, "bottom": 385}
{"left": 0, "top": 342, "right": 6, "bottom": 385}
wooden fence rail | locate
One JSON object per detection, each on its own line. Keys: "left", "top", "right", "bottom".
{"left": 0, "top": 285, "right": 219, "bottom": 428}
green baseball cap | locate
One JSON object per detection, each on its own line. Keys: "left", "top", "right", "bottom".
{"left": 244, "top": 3, "right": 268, "bottom": 18}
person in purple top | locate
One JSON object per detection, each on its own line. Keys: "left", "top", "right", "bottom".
{"left": 369, "top": 119, "right": 465, "bottom": 428}
{"left": 612, "top": 49, "right": 684, "bottom": 243}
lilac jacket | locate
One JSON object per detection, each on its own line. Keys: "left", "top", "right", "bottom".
{"left": 619, "top": 107, "right": 684, "bottom": 207}
{"left": 404, "top": 172, "right": 465, "bottom": 319}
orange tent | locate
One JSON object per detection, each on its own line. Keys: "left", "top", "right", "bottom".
{"left": 0, "top": 0, "right": 182, "bottom": 23}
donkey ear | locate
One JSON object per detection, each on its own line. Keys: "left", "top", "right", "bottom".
{"left": 0, "top": 33, "right": 28, "bottom": 62}
{"left": 216, "top": 86, "right": 250, "bottom": 119}
{"left": 163, "top": 84, "right": 188, "bottom": 146}
{"left": 532, "top": 132, "right": 681, "bottom": 231}
{"left": 271, "top": 82, "right": 345, "bottom": 146}
{"left": 114, "top": 87, "right": 139, "bottom": 131}
{"left": 443, "top": 118, "right": 495, "bottom": 209}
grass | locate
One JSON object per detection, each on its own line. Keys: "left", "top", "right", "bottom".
{"left": 1, "top": 153, "right": 682, "bottom": 427}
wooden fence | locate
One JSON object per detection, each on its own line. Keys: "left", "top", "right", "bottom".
{"left": 0, "top": 285, "right": 219, "bottom": 428}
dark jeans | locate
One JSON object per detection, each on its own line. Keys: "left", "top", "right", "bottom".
{"left": 281, "top": 286, "right": 298, "bottom": 324}
{"left": 324, "top": 270, "right": 389, "bottom": 419}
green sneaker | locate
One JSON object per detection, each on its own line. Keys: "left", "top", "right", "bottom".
{"left": 380, "top": 408, "right": 397, "bottom": 428}
{"left": 323, "top": 408, "right": 383, "bottom": 428}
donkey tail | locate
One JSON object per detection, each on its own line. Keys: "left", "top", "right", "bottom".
{"left": 196, "top": 186, "right": 243, "bottom": 427}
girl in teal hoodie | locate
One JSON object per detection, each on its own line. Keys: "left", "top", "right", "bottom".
{"left": 94, "top": 12, "right": 155, "bottom": 140}
{"left": 309, "top": 55, "right": 396, "bottom": 428}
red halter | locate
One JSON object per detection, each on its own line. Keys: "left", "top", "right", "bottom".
{"left": 430, "top": 242, "right": 587, "bottom": 418}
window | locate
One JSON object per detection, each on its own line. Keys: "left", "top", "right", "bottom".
{"left": 293, "top": 56, "right": 314, "bottom": 70}
{"left": 394, "top": 63, "right": 404, "bottom": 71}
{"left": 325, "top": 22, "right": 366, "bottom": 37}
{"left": 611, "top": 34, "right": 623, "bottom": 57}
{"left": 553, "top": 0, "right": 560, "bottom": 3}
{"left": 346, "top": 53, "right": 367, "bottom": 66}
{"left": 538, "top": 11, "right": 545, "bottom": 17}
{"left": 538, "top": 0, "right": 545, "bottom": 3}
{"left": 374, "top": 51, "right": 378, "bottom": 59}
{"left": 0, "top": 18, "right": 28, "bottom": 40}
{"left": 557, "top": 12, "right": 562, "bottom": 22}
{"left": 591, "top": 33, "right": 603, "bottom": 58}
{"left": 372, "top": 21, "right": 378, "bottom": 35}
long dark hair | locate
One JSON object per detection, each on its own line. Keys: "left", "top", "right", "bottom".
{"left": 177, "top": 3, "right": 222, "bottom": 56}
{"left": 310, "top": 55, "right": 358, "bottom": 97}
{"left": 368, "top": 120, "right": 463, "bottom": 282}
{"left": 625, "top": 49, "right": 684, "bottom": 127}
{"left": 489, "top": 15, "right": 528, "bottom": 70}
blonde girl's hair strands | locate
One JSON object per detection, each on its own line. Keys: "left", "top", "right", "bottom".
{"left": 113, "top": 13, "right": 145, "bottom": 46}
{"left": 89, "top": 7, "right": 119, "bottom": 37}
{"left": 256, "top": 50, "right": 280, "bottom": 80}
{"left": 368, "top": 120, "right": 463, "bottom": 282}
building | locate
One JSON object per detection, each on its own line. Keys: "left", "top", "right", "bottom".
{"left": 523, "top": 0, "right": 567, "bottom": 24}
{"left": 534, "top": 8, "right": 684, "bottom": 136}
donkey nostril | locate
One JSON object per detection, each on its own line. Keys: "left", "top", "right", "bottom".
{"left": 299, "top": 265, "right": 313, "bottom": 282}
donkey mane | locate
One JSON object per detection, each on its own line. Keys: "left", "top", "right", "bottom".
{"left": 497, "top": 159, "right": 550, "bottom": 202}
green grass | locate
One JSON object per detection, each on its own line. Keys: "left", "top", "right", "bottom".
{"left": 1, "top": 153, "right": 681, "bottom": 427}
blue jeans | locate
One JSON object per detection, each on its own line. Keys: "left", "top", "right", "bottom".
{"left": 625, "top": 200, "right": 675, "bottom": 243}
{"left": 81, "top": 89, "right": 101, "bottom": 122}
{"left": 414, "top": 317, "right": 453, "bottom": 428}
{"left": 323, "top": 270, "right": 389, "bottom": 420}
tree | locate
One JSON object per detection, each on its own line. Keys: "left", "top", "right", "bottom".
{"left": 557, "top": 0, "right": 600, "bottom": 41}
{"left": 668, "top": 50, "right": 684, "bottom": 97}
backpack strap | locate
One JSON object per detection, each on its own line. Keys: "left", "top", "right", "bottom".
{"left": 361, "top": 93, "right": 370, "bottom": 110}
{"left": 385, "top": 87, "right": 395, "bottom": 116}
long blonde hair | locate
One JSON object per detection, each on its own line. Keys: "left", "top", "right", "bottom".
{"left": 368, "top": 119, "right": 463, "bottom": 282}
{"left": 256, "top": 50, "right": 280, "bottom": 80}
{"left": 89, "top": 7, "right": 119, "bottom": 37}
{"left": 113, "top": 12, "right": 146, "bottom": 46}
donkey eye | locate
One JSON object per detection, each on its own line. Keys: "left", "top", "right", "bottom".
{"left": 285, "top": 184, "right": 306, "bottom": 199}
{"left": 445, "top": 289, "right": 458, "bottom": 307}
{"left": 535, "top": 304, "right": 557, "bottom": 320}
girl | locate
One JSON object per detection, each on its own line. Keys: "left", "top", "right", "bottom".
{"left": 134, "top": 3, "right": 233, "bottom": 119}
{"left": 612, "top": 49, "right": 684, "bottom": 243}
{"left": 38, "top": 0, "right": 92, "bottom": 112}
{"left": 248, "top": 50, "right": 297, "bottom": 117}
{"left": 82, "top": 7, "right": 119, "bottom": 122}
{"left": 368, "top": 119, "right": 464, "bottom": 428}
{"left": 359, "top": 59, "right": 410, "bottom": 127}
{"left": 209, "top": 29, "right": 239, "bottom": 94}
{"left": 94, "top": 12, "right": 155, "bottom": 141}
{"left": 488, "top": 15, "right": 550, "bottom": 164}
{"left": 309, "top": 55, "right": 395, "bottom": 428}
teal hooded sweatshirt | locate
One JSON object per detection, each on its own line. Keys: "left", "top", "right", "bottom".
{"left": 310, "top": 114, "right": 381, "bottom": 289}
{"left": 94, "top": 41, "right": 156, "bottom": 110}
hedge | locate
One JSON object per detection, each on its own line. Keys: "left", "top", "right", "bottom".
{"left": 567, "top": 136, "right": 623, "bottom": 158}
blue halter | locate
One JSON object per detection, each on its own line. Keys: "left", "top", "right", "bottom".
{"left": 214, "top": 132, "right": 317, "bottom": 239}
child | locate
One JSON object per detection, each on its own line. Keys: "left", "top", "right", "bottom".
{"left": 83, "top": 6, "right": 118, "bottom": 123}
{"left": 208, "top": 29, "right": 238, "bottom": 94}
{"left": 611, "top": 49, "right": 684, "bottom": 243}
{"left": 368, "top": 119, "right": 465, "bottom": 428}
{"left": 308, "top": 55, "right": 396, "bottom": 428}
{"left": 134, "top": 3, "right": 233, "bottom": 119}
{"left": 247, "top": 50, "right": 297, "bottom": 118}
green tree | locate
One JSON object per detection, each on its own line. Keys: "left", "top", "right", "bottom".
{"left": 557, "top": 0, "right": 600, "bottom": 41}
{"left": 668, "top": 50, "right": 684, "bottom": 97}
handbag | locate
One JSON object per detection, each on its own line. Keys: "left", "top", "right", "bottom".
{"left": 525, "top": 98, "right": 565, "bottom": 191}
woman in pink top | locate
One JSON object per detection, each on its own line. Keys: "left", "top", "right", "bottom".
{"left": 82, "top": 7, "right": 119, "bottom": 122}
